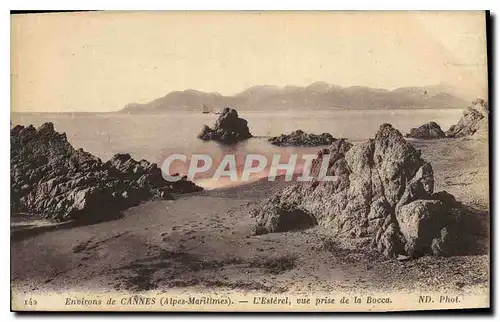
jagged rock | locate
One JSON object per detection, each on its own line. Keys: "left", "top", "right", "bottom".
{"left": 268, "top": 130, "right": 336, "bottom": 147}
{"left": 197, "top": 107, "right": 252, "bottom": 144}
{"left": 446, "top": 99, "right": 488, "bottom": 138}
{"left": 11, "top": 123, "right": 202, "bottom": 222}
{"left": 251, "top": 124, "right": 479, "bottom": 258}
{"left": 405, "top": 122, "right": 446, "bottom": 139}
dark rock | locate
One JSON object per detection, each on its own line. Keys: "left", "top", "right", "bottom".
{"left": 446, "top": 98, "right": 488, "bottom": 138}
{"left": 251, "top": 123, "right": 480, "bottom": 258}
{"left": 11, "top": 122, "right": 202, "bottom": 222}
{"left": 252, "top": 197, "right": 317, "bottom": 235}
{"left": 268, "top": 130, "right": 336, "bottom": 147}
{"left": 197, "top": 107, "right": 252, "bottom": 144}
{"left": 405, "top": 122, "right": 446, "bottom": 139}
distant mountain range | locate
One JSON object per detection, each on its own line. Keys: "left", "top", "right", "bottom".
{"left": 120, "top": 82, "right": 468, "bottom": 114}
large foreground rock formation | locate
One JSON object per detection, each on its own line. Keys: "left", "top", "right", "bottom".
{"left": 269, "top": 130, "right": 336, "bottom": 147}
{"left": 252, "top": 124, "right": 485, "bottom": 258}
{"left": 446, "top": 99, "right": 488, "bottom": 138}
{"left": 198, "top": 107, "right": 253, "bottom": 144}
{"left": 405, "top": 122, "right": 446, "bottom": 139}
{"left": 11, "top": 123, "right": 202, "bottom": 222}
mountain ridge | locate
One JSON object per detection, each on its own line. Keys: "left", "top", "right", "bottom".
{"left": 121, "top": 82, "right": 469, "bottom": 114}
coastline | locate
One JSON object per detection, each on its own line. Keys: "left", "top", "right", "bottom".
{"left": 11, "top": 137, "right": 489, "bottom": 295}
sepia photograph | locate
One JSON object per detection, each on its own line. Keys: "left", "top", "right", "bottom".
{"left": 9, "top": 10, "right": 490, "bottom": 312}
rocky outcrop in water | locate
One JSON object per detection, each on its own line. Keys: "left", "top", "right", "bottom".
{"left": 197, "top": 107, "right": 252, "bottom": 144}
{"left": 268, "top": 130, "right": 336, "bottom": 147}
{"left": 251, "top": 124, "right": 484, "bottom": 258}
{"left": 405, "top": 122, "right": 446, "bottom": 139}
{"left": 11, "top": 123, "right": 202, "bottom": 222}
{"left": 446, "top": 99, "right": 488, "bottom": 138}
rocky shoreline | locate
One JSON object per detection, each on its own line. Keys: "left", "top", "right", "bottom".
{"left": 10, "top": 108, "right": 489, "bottom": 295}
{"left": 405, "top": 99, "right": 488, "bottom": 139}
{"left": 446, "top": 99, "right": 488, "bottom": 138}
{"left": 11, "top": 123, "right": 202, "bottom": 222}
{"left": 11, "top": 135, "right": 489, "bottom": 294}
{"left": 251, "top": 123, "right": 488, "bottom": 258}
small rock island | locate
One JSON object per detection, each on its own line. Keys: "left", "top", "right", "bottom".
{"left": 268, "top": 130, "right": 336, "bottom": 147}
{"left": 197, "top": 107, "right": 253, "bottom": 144}
{"left": 405, "top": 122, "right": 446, "bottom": 139}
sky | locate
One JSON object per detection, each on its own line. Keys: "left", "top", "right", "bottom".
{"left": 11, "top": 11, "right": 488, "bottom": 112}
